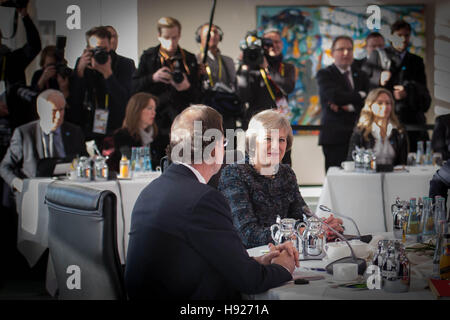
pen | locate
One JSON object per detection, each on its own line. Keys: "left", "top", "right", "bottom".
{"left": 303, "top": 267, "right": 326, "bottom": 272}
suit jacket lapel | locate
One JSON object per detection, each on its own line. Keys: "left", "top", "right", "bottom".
{"left": 351, "top": 66, "right": 360, "bottom": 92}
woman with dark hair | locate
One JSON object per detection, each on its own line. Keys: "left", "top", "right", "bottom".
{"left": 108, "top": 92, "right": 169, "bottom": 172}
{"left": 347, "top": 87, "right": 408, "bottom": 166}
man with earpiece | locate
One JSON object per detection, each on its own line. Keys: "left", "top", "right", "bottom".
{"left": 196, "top": 23, "right": 239, "bottom": 130}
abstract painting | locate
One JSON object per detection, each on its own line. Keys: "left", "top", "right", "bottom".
{"left": 256, "top": 5, "right": 426, "bottom": 133}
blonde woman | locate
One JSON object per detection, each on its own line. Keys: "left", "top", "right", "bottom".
{"left": 347, "top": 88, "right": 408, "bottom": 165}
{"left": 218, "top": 110, "right": 343, "bottom": 248}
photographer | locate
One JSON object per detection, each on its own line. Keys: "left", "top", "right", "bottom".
{"left": 31, "top": 44, "right": 72, "bottom": 98}
{"left": 132, "top": 16, "right": 200, "bottom": 138}
{"left": 70, "top": 26, "right": 135, "bottom": 150}
{"left": 236, "top": 29, "right": 295, "bottom": 130}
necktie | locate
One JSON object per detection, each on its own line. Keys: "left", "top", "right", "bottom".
{"left": 343, "top": 71, "right": 353, "bottom": 90}
{"left": 48, "top": 132, "right": 54, "bottom": 158}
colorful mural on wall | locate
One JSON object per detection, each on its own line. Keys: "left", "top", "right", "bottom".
{"left": 256, "top": 5, "right": 426, "bottom": 132}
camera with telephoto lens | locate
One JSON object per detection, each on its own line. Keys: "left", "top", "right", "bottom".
{"left": 90, "top": 47, "right": 110, "bottom": 65}
{"left": 164, "top": 55, "right": 185, "bottom": 84}
{"left": 0, "top": 0, "right": 29, "bottom": 8}
{"left": 240, "top": 30, "right": 273, "bottom": 70}
{"left": 53, "top": 35, "right": 72, "bottom": 78}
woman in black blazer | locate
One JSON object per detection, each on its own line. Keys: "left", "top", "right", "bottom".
{"left": 347, "top": 88, "right": 408, "bottom": 166}
{"left": 108, "top": 92, "right": 168, "bottom": 172}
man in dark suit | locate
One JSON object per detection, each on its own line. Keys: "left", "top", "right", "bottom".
{"left": 317, "top": 36, "right": 370, "bottom": 172}
{"left": 69, "top": 26, "right": 135, "bottom": 151}
{"left": 382, "top": 20, "right": 431, "bottom": 151}
{"left": 0, "top": 89, "right": 87, "bottom": 193}
{"left": 125, "top": 105, "right": 297, "bottom": 299}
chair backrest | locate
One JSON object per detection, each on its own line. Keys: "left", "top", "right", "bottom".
{"left": 45, "top": 182, "right": 125, "bottom": 300}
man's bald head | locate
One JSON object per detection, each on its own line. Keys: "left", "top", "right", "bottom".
{"left": 169, "top": 105, "right": 223, "bottom": 164}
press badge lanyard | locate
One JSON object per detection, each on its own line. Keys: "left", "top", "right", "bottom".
{"left": 205, "top": 53, "right": 223, "bottom": 87}
{"left": 260, "top": 68, "right": 276, "bottom": 103}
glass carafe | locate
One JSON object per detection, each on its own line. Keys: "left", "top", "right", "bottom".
{"left": 420, "top": 197, "right": 435, "bottom": 241}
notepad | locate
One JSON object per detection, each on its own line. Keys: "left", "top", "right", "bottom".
{"left": 429, "top": 279, "right": 450, "bottom": 299}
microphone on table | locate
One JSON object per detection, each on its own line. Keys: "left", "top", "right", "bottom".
{"left": 302, "top": 206, "right": 367, "bottom": 275}
{"left": 319, "top": 205, "right": 373, "bottom": 243}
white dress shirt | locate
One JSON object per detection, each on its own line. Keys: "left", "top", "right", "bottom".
{"left": 175, "top": 162, "right": 207, "bottom": 184}
{"left": 371, "top": 122, "right": 396, "bottom": 165}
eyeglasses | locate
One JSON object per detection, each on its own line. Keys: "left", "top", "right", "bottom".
{"left": 223, "top": 138, "right": 228, "bottom": 147}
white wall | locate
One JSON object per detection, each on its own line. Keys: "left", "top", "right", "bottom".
{"left": 32, "top": 0, "right": 138, "bottom": 68}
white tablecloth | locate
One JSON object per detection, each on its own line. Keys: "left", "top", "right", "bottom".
{"left": 246, "top": 233, "right": 435, "bottom": 300}
{"left": 16, "top": 172, "right": 161, "bottom": 267}
{"left": 315, "top": 166, "right": 438, "bottom": 235}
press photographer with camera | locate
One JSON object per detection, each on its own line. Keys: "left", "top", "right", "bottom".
{"left": 236, "top": 29, "right": 295, "bottom": 131}
{"left": 132, "top": 16, "right": 200, "bottom": 138}
{"left": 70, "top": 26, "right": 135, "bottom": 150}
{"left": 31, "top": 40, "right": 72, "bottom": 98}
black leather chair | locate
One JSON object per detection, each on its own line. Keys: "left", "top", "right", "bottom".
{"left": 45, "top": 182, "right": 126, "bottom": 300}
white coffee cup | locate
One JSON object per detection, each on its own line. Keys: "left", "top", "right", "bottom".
{"left": 341, "top": 161, "right": 355, "bottom": 172}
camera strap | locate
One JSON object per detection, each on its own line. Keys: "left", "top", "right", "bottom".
{"left": 260, "top": 68, "right": 276, "bottom": 102}
{"left": 158, "top": 47, "right": 191, "bottom": 76}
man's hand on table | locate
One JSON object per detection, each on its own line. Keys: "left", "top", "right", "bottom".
{"left": 254, "top": 241, "right": 299, "bottom": 274}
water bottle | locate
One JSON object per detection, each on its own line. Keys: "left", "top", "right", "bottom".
{"left": 143, "top": 146, "right": 152, "bottom": 171}
{"left": 416, "top": 141, "right": 424, "bottom": 165}
{"left": 130, "top": 147, "right": 137, "bottom": 173}
{"left": 134, "top": 147, "right": 142, "bottom": 172}
{"left": 406, "top": 198, "right": 420, "bottom": 240}
{"left": 425, "top": 141, "right": 432, "bottom": 165}
{"left": 435, "top": 196, "right": 448, "bottom": 235}
{"left": 119, "top": 155, "right": 129, "bottom": 178}
{"left": 420, "top": 197, "right": 435, "bottom": 241}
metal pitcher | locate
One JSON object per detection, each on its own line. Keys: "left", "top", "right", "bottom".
{"left": 270, "top": 216, "right": 303, "bottom": 253}
{"left": 298, "top": 216, "right": 325, "bottom": 257}
{"left": 352, "top": 147, "right": 364, "bottom": 172}
{"left": 391, "top": 197, "right": 408, "bottom": 239}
